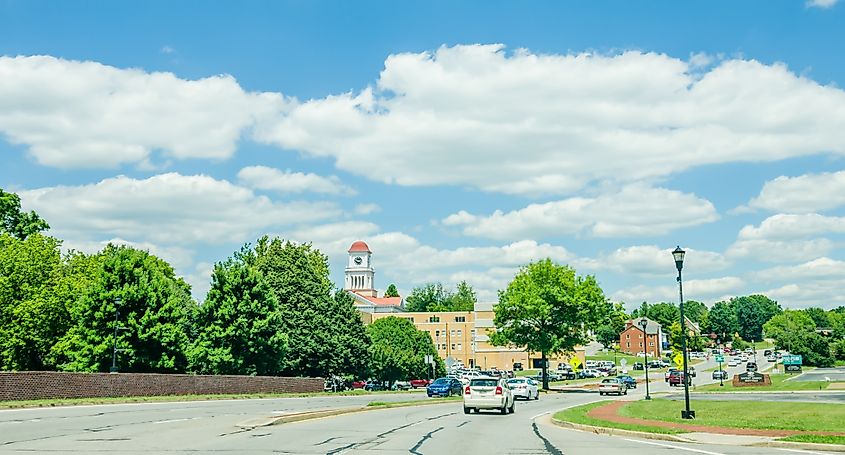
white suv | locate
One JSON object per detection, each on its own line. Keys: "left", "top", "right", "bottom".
{"left": 463, "top": 376, "right": 515, "bottom": 415}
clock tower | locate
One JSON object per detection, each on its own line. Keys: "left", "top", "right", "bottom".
{"left": 345, "top": 240, "right": 376, "bottom": 297}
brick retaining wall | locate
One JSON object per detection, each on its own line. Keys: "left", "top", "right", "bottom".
{"left": 0, "top": 371, "right": 323, "bottom": 401}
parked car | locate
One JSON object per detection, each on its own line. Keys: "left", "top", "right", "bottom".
{"left": 463, "top": 376, "right": 515, "bottom": 414}
{"left": 578, "top": 368, "right": 602, "bottom": 378}
{"left": 668, "top": 370, "right": 691, "bottom": 387}
{"left": 746, "top": 362, "right": 758, "bottom": 372}
{"left": 766, "top": 355, "right": 777, "bottom": 362}
{"left": 764, "top": 349, "right": 773, "bottom": 356}
{"left": 351, "top": 380, "right": 367, "bottom": 389}
{"left": 393, "top": 381, "right": 411, "bottom": 391}
{"left": 427, "top": 377, "right": 463, "bottom": 397}
{"left": 598, "top": 378, "right": 628, "bottom": 396}
{"left": 617, "top": 374, "right": 637, "bottom": 389}
{"left": 727, "top": 359, "right": 739, "bottom": 367}
{"left": 632, "top": 362, "right": 644, "bottom": 371}
{"left": 533, "top": 371, "right": 562, "bottom": 382}
{"left": 506, "top": 378, "right": 539, "bottom": 400}
{"left": 409, "top": 379, "right": 430, "bottom": 389}
{"left": 712, "top": 370, "right": 729, "bottom": 380}
{"left": 364, "top": 381, "right": 389, "bottom": 391}
{"left": 513, "top": 362, "right": 523, "bottom": 371}
{"left": 648, "top": 360, "right": 663, "bottom": 369}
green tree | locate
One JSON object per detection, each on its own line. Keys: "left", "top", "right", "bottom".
{"left": 683, "top": 300, "right": 708, "bottom": 324}
{"left": 708, "top": 300, "right": 738, "bottom": 343}
{"left": 731, "top": 335, "right": 749, "bottom": 351}
{"left": 187, "top": 247, "right": 287, "bottom": 375}
{"left": 804, "top": 307, "right": 830, "bottom": 328}
{"left": 366, "top": 316, "right": 443, "bottom": 387}
{"left": 763, "top": 310, "right": 816, "bottom": 343}
{"left": 595, "top": 325, "right": 619, "bottom": 350}
{"left": 778, "top": 331, "right": 834, "bottom": 367}
{"left": 733, "top": 295, "right": 782, "bottom": 342}
{"left": 446, "top": 280, "right": 477, "bottom": 311}
{"left": 405, "top": 283, "right": 450, "bottom": 312}
{"left": 384, "top": 283, "right": 400, "bottom": 298}
{"left": 255, "top": 236, "right": 369, "bottom": 378}
{"left": 668, "top": 321, "right": 707, "bottom": 353}
{"left": 832, "top": 339, "right": 845, "bottom": 362}
{"left": 0, "top": 189, "right": 49, "bottom": 240}
{"left": 52, "top": 245, "right": 194, "bottom": 373}
{"left": 491, "top": 259, "right": 606, "bottom": 389}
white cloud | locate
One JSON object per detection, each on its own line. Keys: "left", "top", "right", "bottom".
{"left": 728, "top": 238, "right": 837, "bottom": 263}
{"left": 161, "top": 45, "right": 176, "bottom": 54}
{"left": 20, "top": 173, "right": 339, "bottom": 245}
{"left": 737, "top": 213, "right": 845, "bottom": 240}
{"left": 747, "top": 170, "right": 845, "bottom": 213}
{"left": 612, "top": 276, "right": 745, "bottom": 305}
{"left": 754, "top": 257, "right": 845, "bottom": 281}
{"left": 237, "top": 165, "right": 356, "bottom": 195}
{"left": 256, "top": 45, "right": 845, "bottom": 196}
{"left": 806, "top": 0, "right": 838, "bottom": 8}
{"left": 0, "top": 55, "right": 285, "bottom": 168}
{"left": 763, "top": 282, "right": 845, "bottom": 309}
{"left": 354, "top": 203, "right": 381, "bottom": 215}
{"left": 443, "top": 185, "right": 718, "bottom": 239}
{"left": 578, "top": 245, "right": 730, "bottom": 276}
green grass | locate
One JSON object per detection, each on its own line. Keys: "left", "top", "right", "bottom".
{"left": 694, "top": 373, "right": 835, "bottom": 392}
{"left": 620, "top": 399, "right": 845, "bottom": 432}
{"left": 0, "top": 389, "right": 423, "bottom": 409}
{"left": 754, "top": 340, "right": 774, "bottom": 350}
{"left": 366, "top": 396, "right": 461, "bottom": 407}
{"left": 779, "top": 434, "right": 845, "bottom": 445}
{"left": 553, "top": 401, "right": 685, "bottom": 435}
{"left": 836, "top": 360, "right": 845, "bottom": 367}
{"left": 586, "top": 353, "right": 643, "bottom": 365}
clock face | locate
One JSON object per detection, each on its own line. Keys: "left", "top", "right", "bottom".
{"left": 354, "top": 256, "right": 363, "bottom": 265}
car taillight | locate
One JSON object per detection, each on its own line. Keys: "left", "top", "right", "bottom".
{"left": 464, "top": 386, "right": 471, "bottom": 395}
{"left": 495, "top": 386, "right": 503, "bottom": 395}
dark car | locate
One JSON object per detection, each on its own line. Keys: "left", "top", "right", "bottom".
{"left": 426, "top": 377, "right": 463, "bottom": 397}
{"left": 764, "top": 350, "right": 772, "bottom": 357}
{"left": 364, "top": 380, "right": 389, "bottom": 391}
{"left": 513, "top": 362, "right": 524, "bottom": 371}
{"left": 632, "top": 362, "right": 644, "bottom": 371}
{"left": 558, "top": 370, "right": 576, "bottom": 380}
{"left": 746, "top": 362, "right": 758, "bottom": 372}
{"left": 712, "top": 370, "right": 728, "bottom": 380}
{"left": 617, "top": 374, "right": 637, "bottom": 389}
{"left": 647, "top": 360, "right": 663, "bottom": 369}
{"left": 668, "top": 370, "right": 691, "bottom": 387}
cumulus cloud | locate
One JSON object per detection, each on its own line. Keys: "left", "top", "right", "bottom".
{"left": 237, "top": 165, "right": 356, "bottom": 195}
{"left": 354, "top": 203, "right": 381, "bottom": 215}
{"left": 806, "top": 0, "right": 838, "bottom": 8}
{"left": 0, "top": 55, "right": 285, "bottom": 168}
{"left": 737, "top": 213, "right": 845, "bottom": 241}
{"left": 255, "top": 45, "right": 845, "bottom": 196}
{"left": 19, "top": 173, "right": 339, "bottom": 244}
{"left": 746, "top": 170, "right": 845, "bottom": 213}
{"left": 612, "top": 276, "right": 745, "bottom": 306}
{"left": 443, "top": 185, "right": 718, "bottom": 239}
{"left": 578, "top": 245, "right": 730, "bottom": 276}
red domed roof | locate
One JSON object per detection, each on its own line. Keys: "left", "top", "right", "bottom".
{"left": 348, "top": 240, "right": 371, "bottom": 253}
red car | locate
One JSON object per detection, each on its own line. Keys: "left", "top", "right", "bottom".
{"left": 668, "top": 371, "right": 691, "bottom": 387}
{"left": 409, "top": 379, "right": 430, "bottom": 388}
{"left": 351, "top": 380, "right": 367, "bottom": 389}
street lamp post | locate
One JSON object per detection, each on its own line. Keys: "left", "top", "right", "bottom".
{"left": 638, "top": 318, "right": 651, "bottom": 400}
{"left": 673, "top": 246, "right": 695, "bottom": 419}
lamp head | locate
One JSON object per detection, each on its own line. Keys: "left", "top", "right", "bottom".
{"left": 672, "top": 246, "right": 685, "bottom": 272}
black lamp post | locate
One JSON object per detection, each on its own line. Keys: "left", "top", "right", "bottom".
{"left": 673, "top": 246, "right": 695, "bottom": 419}
{"left": 638, "top": 318, "right": 651, "bottom": 400}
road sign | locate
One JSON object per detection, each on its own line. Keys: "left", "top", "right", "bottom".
{"left": 424, "top": 354, "right": 434, "bottom": 364}
{"left": 673, "top": 353, "right": 684, "bottom": 368}
{"left": 569, "top": 356, "right": 582, "bottom": 371}
{"left": 620, "top": 359, "right": 628, "bottom": 367}
{"left": 715, "top": 355, "right": 724, "bottom": 363}
{"left": 783, "top": 354, "right": 803, "bottom": 366}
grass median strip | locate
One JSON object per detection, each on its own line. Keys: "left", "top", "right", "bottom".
{"left": 778, "top": 434, "right": 845, "bottom": 445}
{"left": 553, "top": 401, "right": 685, "bottom": 435}
{"left": 694, "top": 373, "right": 835, "bottom": 392}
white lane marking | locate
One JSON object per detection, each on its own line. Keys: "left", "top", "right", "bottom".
{"left": 531, "top": 410, "right": 551, "bottom": 420}
{"left": 622, "top": 438, "right": 728, "bottom": 455}
{"left": 153, "top": 418, "right": 191, "bottom": 424}
{"left": 776, "top": 449, "right": 836, "bottom": 455}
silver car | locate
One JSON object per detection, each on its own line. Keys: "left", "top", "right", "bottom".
{"left": 463, "top": 376, "right": 515, "bottom": 414}
{"left": 506, "top": 378, "right": 539, "bottom": 400}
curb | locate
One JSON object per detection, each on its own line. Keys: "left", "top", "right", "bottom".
{"left": 236, "top": 398, "right": 458, "bottom": 429}
{"left": 550, "top": 417, "right": 695, "bottom": 443}
{"left": 751, "top": 440, "right": 845, "bottom": 452}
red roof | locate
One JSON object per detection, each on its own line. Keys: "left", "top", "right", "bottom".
{"left": 352, "top": 292, "right": 401, "bottom": 306}
{"left": 348, "top": 240, "right": 371, "bottom": 253}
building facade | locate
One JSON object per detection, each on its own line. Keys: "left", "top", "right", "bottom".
{"left": 619, "top": 317, "right": 662, "bottom": 358}
{"left": 345, "top": 240, "right": 584, "bottom": 370}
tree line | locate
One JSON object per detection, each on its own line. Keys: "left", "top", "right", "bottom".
{"left": 0, "top": 188, "right": 445, "bottom": 382}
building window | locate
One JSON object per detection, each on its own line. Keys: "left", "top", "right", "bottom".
{"left": 626, "top": 334, "right": 630, "bottom": 339}
{"left": 626, "top": 342, "right": 630, "bottom": 348}
{"left": 435, "top": 330, "right": 440, "bottom": 337}
{"left": 455, "top": 316, "right": 466, "bottom": 322}
{"left": 451, "top": 343, "right": 456, "bottom": 351}
{"left": 429, "top": 316, "right": 440, "bottom": 323}
{"left": 650, "top": 342, "right": 655, "bottom": 347}
{"left": 639, "top": 342, "right": 643, "bottom": 347}
{"left": 639, "top": 333, "right": 643, "bottom": 339}
{"left": 456, "top": 343, "right": 463, "bottom": 351}
{"left": 450, "top": 330, "right": 456, "bottom": 337}
{"left": 457, "top": 329, "right": 462, "bottom": 337}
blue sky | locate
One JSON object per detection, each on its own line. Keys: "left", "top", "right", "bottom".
{"left": 2, "top": 1, "right": 844, "bottom": 309}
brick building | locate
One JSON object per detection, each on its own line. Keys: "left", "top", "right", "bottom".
{"left": 619, "top": 317, "right": 662, "bottom": 358}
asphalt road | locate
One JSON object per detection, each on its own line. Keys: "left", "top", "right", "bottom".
{"left": 1, "top": 351, "right": 837, "bottom": 455}
{"left": 793, "top": 368, "right": 845, "bottom": 382}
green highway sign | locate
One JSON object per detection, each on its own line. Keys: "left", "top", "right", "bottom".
{"left": 715, "top": 355, "right": 724, "bottom": 363}
{"left": 783, "top": 354, "right": 803, "bottom": 365}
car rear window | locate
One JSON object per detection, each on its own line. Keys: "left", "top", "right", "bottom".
{"left": 506, "top": 379, "right": 525, "bottom": 384}
{"left": 470, "top": 379, "right": 498, "bottom": 387}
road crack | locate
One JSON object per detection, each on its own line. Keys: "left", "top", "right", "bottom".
{"left": 532, "top": 421, "right": 564, "bottom": 455}
{"left": 408, "top": 426, "right": 442, "bottom": 455}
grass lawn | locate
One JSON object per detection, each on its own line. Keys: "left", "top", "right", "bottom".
{"left": 367, "top": 396, "right": 461, "bottom": 407}
{"left": 779, "top": 434, "right": 845, "bottom": 445}
{"left": 754, "top": 340, "right": 775, "bottom": 350}
{"left": 694, "top": 373, "right": 835, "bottom": 392}
{"left": 620, "top": 399, "right": 845, "bottom": 433}
{"left": 553, "top": 401, "right": 685, "bottom": 435}
{"left": 0, "top": 389, "right": 424, "bottom": 409}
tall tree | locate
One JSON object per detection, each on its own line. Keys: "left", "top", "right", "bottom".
{"left": 804, "top": 307, "right": 830, "bottom": 328}
{"left": 404, "top": 283, "right": 450, "bottom": 312}
{"left": 763, "top": 310, "right": 816, "bottom": 343}
{"left": 733, "top": 295, "right": 782, "bottom": 342}
{"left": 366, "top": 316, "right": 443, "bottom": 387}
{"left": 683, "top": 300, "right": 708, "bottom": 324}
{"left": 595, "top": 325, "right": 619, "bottom": 350}
{"left": 708, "top": 300, "right": 738, "bottom": 342}
{"left": 491, "top": 259, "right": 606, "bottom": 389}
{"left": 447, "top": 280, "right": 477, "bottom": 311}
{"left": 255, "top": 236, "right": 369, "bottom": 378}
{"left": 52, "top": 245, "right": 194, "bottom": 373}
{"left": 187, "top": 247, "right": 287, "bottom": 375}
{"left": 384, "top": 283, "right": 400, "bottom": 298}
{"left": 0, "top": 189, "right": 49, "bottom": 240}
